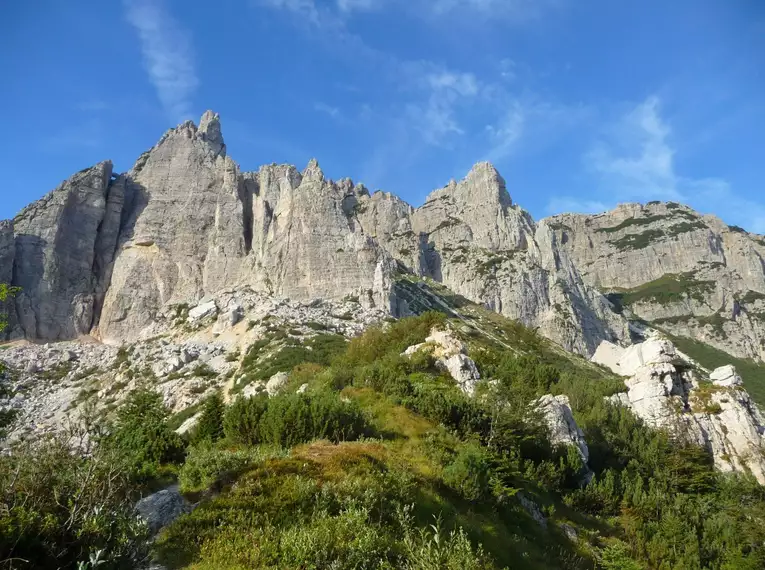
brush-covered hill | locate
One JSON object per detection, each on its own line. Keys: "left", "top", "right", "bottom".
{"left": 2, "top": 276, "right": 765, "bottom": 570}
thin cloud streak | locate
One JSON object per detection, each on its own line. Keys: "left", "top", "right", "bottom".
{"left": 585, "top": 96, "right": 765, "bottom": 233}
{"left": 123, "top": 0, "right": 199, "bottom": 121}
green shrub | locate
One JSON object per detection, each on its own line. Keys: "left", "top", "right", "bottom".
{"left": 192, "top": 393, "right": 225, "bottom": 444}
{"left": 223, "top": 390, "right": 369, "bottom": 448}
{"left": 224, "top": 395, "right": 269, "bottom": 445}
{"left": 258, "top": 391, "right": 369, "bottom": 447}
{"left": 0, "top": 437, "right": 147, "bottom": 568}
{"left": 179, "top": 445, "right": 284, "bottom": 493}
{"left": 442, "top": 442, "right": 493, "bottom": 501}
{"left": 106, "top": 389, "right": 184, "bottom": 478}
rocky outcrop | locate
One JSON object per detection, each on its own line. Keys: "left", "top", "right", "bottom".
{"left": 97, "top": 114, "right": 247, "bottom": 343}
{"left": 537, "top": 394, "right": 591, "bottom": 476}
{"left": 593, "top": 336, "right": 765, "bottom": 483}
{"left": 549, "top": 202, "right": 765, "bottom": 362}
{"left": 403, "top": 327, "right": 481, "bottom": 395}
{"left": 0, "top": 220, "right": 15, "bottom": 332}
{"left": 241, "top": 160, "right": 395, "bottom": 311}
{"left": 9, "top": 162, "right": 118, "bottom": 340}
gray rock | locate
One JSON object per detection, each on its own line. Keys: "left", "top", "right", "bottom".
{"left": 11, "top": 162, "right": 116, "bottom": 340}
{"left": 537, "top": 394, "right": 590, "bottom": 466}
{"left": 188, "top": 301, "right": 218, "bottom": 322}
{"left": 266, "top": 371, "right": 289, "bottom": 397}
{"left": 711, "top": 365, "right": 743, "bottom": 387}
{"left": 594, "top": 337, "right": 765, "bottom": 484}
{"left": 135, "top": 485, "right": 191, "bottom": 534}
{"left": 242, "top": 380, "right": 266, "bottom": 399}
{"left": 549, "top": 202, "right": 765, "bottom": 363}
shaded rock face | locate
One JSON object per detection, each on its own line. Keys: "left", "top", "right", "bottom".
{"left": 593, "top": 337, "right": 765, "bottom": 484}
{"left": 3, "top": 112, "right": 624, "bottom": 353}
{"left": 0, "top": 220, "right": 15, "bottom": 329}
{"left": 9, "top": 162, "right": 121, "bottom": 340}
{"left": 549, "top": 203, "right": 765, "bottom": 362}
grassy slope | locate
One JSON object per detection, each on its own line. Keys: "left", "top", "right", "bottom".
{"left": 153, "top": 277, "right": 765, "bottom": 569}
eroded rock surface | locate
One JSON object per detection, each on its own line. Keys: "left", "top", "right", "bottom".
{"left": 2, "top": 113, "right": 630, "bottom": 356}
{"left": 403, "top": 327, "right": 481, "bottom": 395}
{"left": 550, "top": 202, "right": 765, "bottom": 362}
{"left": 593, "top": 337, "right": 765, "bottom": 483}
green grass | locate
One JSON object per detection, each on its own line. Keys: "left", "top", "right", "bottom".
{"left": 608, "top": 273, "right": 715, "bottom": 308}
{"left": 596, "top": 214, "right": 673, "bottom": 234}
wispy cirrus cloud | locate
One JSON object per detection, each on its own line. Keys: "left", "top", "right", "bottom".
{"left": 314, "top": 102, "right": 341, "bottom": 118}
{"left": 552, "top": 95, "right": 765, "bottom": 232}
{"left": 336, "top": 0, "right": 382, "bottom": 12}
{"left": 588, "top": 96, "right": 682, "bottom": 201}
{"left": 123, "top": 0, "right": 198, "bottom": 121}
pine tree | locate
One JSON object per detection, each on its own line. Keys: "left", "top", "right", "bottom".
{"left": 193, "top": 392, "right": 226, "bottom": 444}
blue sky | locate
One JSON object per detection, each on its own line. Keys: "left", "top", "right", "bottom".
{"left": 2, "top": 0, "right": 764, "bottom": 231}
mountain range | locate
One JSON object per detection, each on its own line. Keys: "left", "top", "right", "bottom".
{"left": 3, "top": 111, "right": 765, "bottom": 380}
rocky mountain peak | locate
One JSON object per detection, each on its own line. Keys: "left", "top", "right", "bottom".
{"left": 302, "top": 158, "right": 324, "bottom": 183}
{"left": 424, "top": 161, "right": 511, "bottom": 209}
{"left": 198, "top": 110, "right": 224, "bottom": 149}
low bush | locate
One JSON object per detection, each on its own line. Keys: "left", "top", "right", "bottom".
{"left": 0, "top": 437, "right": 148, "bottom": 569}
{"left": 223, "top": 390, "right": 369, "bottom": 448}
{"left": 178, "top": 445, "right": 285, "bottom": 493}
{"left": 191, "top": 393, "right": 225, "bottom": 444}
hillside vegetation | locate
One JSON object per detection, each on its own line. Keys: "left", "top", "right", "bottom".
{"left": 3, "top": 307, "right": 765, "bottom": 570}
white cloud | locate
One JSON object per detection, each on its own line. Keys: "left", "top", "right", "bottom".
{"left": 123, "top": 0, "right": 198, "bottom": 121}
{"left": 407, "top": 69, "right": 482, "bottom": 145}
{"left": 430, "top": 0, "right": 561, "bottom": 21}
{"left": 484, "top": 102, "right": 525, "bottom": 161}
{"left": 314, "top": 102, "right": 341, "bottom": 118}
{"left": 587, "top": 96, "right": 765, "bottom": 233}
{"left": 336, "top": 0, "right": 381, "bottom": 12}
{"left": 261, "top": 0, "right": 322, "bottom": 24}
{"left": 588, "top": 96, "right": 681, "bottom": 200}
{"left": 426, "top": 72, "right": 479, "bottom": 96}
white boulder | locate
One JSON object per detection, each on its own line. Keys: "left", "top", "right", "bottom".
{"left": 710, "top": 365, "right": 743, "bottom": 388}
{"left": 266, "top": 371, "right": 289, "bottom": 397}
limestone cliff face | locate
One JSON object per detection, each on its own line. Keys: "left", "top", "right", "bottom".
{"left": 97, "top": 113, "right": 248, "bottom": 343}
{"left": 241, "top": 161, "right": 395, "bottom": 311}
{"left": 356, "top": 163, "right": 629, "bottom": 354}
{"left": 548, "top": 202, "right": 765, "bottom": 361}
{"left": 2, "top": 112, "right": 624, "bottom": 353}
{"left": 0, "top": 221, "right": 15, "bottom": 329}
{"left": 9, "top": 162, "right": 119, "bottom": 340}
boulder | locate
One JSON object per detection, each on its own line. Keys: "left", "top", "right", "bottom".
{"left": 536, "top": 394, "right": 590, "bottom": 465}
{"left": 188, "top": 301, "right": 218, "bottom": 322}
{"left": 242, "top": 380, "right": 266, "bottom": 399}
{"left": 266, "top": 372, "right": 289, "bottom": 397}
{"left": 135, "top": 485, "right": 191, "bottom": 534}
{"left": 710, "top": 365, "right": 743, "bottom": 387}
{"left": 437, "top": 354, "right": 481, "bottom": 396}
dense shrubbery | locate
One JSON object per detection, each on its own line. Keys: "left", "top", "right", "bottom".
{"left": 0, "top": 437, "right": 148, "bottom": 569}
{"left": 191, "top": 393, "right": 225, "bottom": 444}
{"left": 224, "top": 389, "right": 369, "bottom": 447}
{"left": 4, "top": 311, "right": 765, "bottom": 569}
{"left": 105, "top": 389, "right": 185, "bottom": 480}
